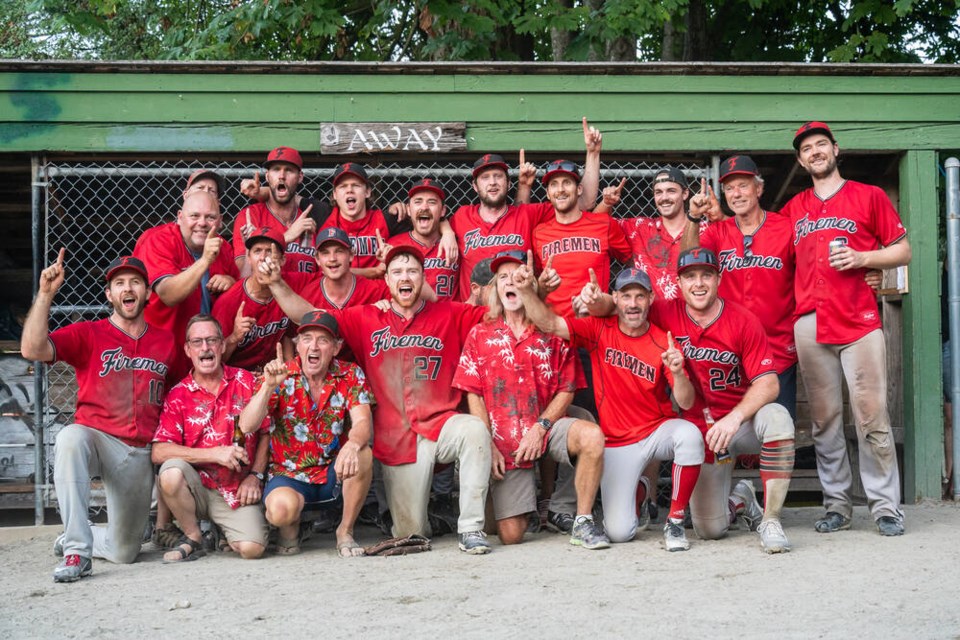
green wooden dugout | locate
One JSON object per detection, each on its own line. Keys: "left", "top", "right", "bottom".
{"left": 0, "top": 60, "right": 957, "bottom": 505}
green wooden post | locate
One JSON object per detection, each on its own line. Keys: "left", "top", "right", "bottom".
{"left": 899, "top": 150, "right": 943, "bottom": 502}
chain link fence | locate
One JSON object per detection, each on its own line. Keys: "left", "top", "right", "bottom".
{"left": 39, "top": 158, "right": 711, "bottom": 509}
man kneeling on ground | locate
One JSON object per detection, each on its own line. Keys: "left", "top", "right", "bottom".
{"left": 453, "top": 250, "right": 609, "bottom": 549}
{"left": 152, "top": 315, "right": 270, "bottom": 562}
{"left": 240, "top": 311, "right": 374, "bottom": 557}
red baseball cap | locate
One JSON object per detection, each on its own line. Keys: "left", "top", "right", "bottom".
{"left": 542, "top": 159, "right": 582, "bottom": 186}
{"left": 297, "top": 310, "right": 340, "bottom": 339}
{"left": 407, "top": 178, "right": 445, "bottom": 201}
{"left": 489, "top": 250, "right": 527, "bottom": 273}
{"left": 718, "top": 155, "right": 761, "bottom": 182}
{"left": 185, "top": 169, "right": 224, "bottom": 194}
{"left": 383, "top": 245, "right": 425, "bottom": 267}
{"left": 244, "top": 226, "right": 285, "bottom": 253}
{"left": 332, "top": 162, "right": 369, "bottom": 186}
{"left": 792, "top": 121, "right": 836, "bottom": 150}
{"left": 104, "top": 255, "right": 149, "bottom": 283}
{"left": 265, "top": 147, "right": 303, "bottom": 170}
{"left": 471, "top": 153, "right": 509, "bottom": 179}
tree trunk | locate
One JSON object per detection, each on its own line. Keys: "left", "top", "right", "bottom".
{"left": 607, "top": 36, "right": 636, "bottom": 61}
{"left": 683, "top": 0, "right": 709, "bottom": 61}
{"left": 662, "top": 19, "right": 677, "bottom": 61}
{"left": 550, "top": 0, "right": 572, "bottom": 61}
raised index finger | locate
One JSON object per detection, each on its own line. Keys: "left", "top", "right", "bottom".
{"left": 667, "top": 331, "right": 675, "bottom": 351}
{"left": 519, "top": 148, "right": 525, "bottom": 167}
{"left": 253, "top": 171, "right": 260, "bottom": 186}
{"left": 56, "top": 247, "right": 66, "bottom": 266}
{"left": 236, "top": 301, "right": 245, "bottom": 317}
{"left": 275, "top": 341, "right": 284, "bottom": 363}
{"left": 582, "top": 116, "right": 589, "bottom": 135}
{"left": 588, "top": 267, "right": 598, "bottom": 285}
{"left": 615, "top": 177, "right": 626, "bottom": 194}
{"left": 207, "top": 224, "right": 218, "bottom": 239}
{"left": 526, "top": 250, "right": 535, "bottom": 271}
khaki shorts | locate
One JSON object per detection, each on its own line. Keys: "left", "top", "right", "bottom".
{"left": 490, "top": 417, "right": 574, "bottom": 520}
{"left": 159, "top": 459, "right": 269, "bottom": 546}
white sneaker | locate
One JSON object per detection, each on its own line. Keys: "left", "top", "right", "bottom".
{"left": 663, "top": 518, "right": 690, "bottom": 552}
{"left": 758, "top": 519, "right": 791, "bottom": 553}
{"left": 732, "top": 480, "right": 764, "bottom": 532}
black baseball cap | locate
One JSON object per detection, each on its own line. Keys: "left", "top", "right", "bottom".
{"left": 677, "top": 248, "right": 719, "bottom": 274}
{"left": 315, "top": 227, "right": 352, "bottom": 250}
{"left": 471, "top": 154, "right": 509, "bottom": 179}
{"left": 470, "top": 258, "right": 495, "bottom": 286}
{"left": 653, "top": 166, "right": 689, "bottom": 190}
{"left": 298, "top": 310, "right": 340, "bottom": 339}
{"left": 490, "top": 250, "right": 527, "bottom": 273}
{"left": 613, "top": 268, "right": 653, "bottom": 292}
{"left": 542, "top": 159, "right": 582, "bottom": 185}
{"left": 332, "top": 162, "right": 369, "bottom": 186}
{"left": 792, "top": 121, "right": 836, "bottom": 150}
{"left": 719, "top": 155, "right": 761, "bottom": 182}
{"left": 104, "top": 256, "right": 149, "bottom": 283}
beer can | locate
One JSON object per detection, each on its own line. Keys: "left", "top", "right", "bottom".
{"left": 829, "top": 239, "right": 846, "bottom": 255}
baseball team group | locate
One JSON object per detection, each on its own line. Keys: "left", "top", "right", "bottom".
{"left": 21, "top": 117, "right": 911, "bottom": 583}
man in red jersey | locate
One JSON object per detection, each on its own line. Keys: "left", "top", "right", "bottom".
{"left": 319, "top": 163, "right": 458, "bottom": 279}
{"left": 22, "top": 253, "right": 175, "bottom": 582}
{"left": 783, "top": 121, "right": 911, "bottom": 537}
{"left": 233, "top": 146, "right": 321, "bottom": 276}
{"left": 386, "top": 178, "right": 459, "bottom": 300}
{"left": 212, "top": 226, "right": 294, "bottom": 371}
{"left": 682, "top": 155, "right": 799, "bottom": 417}
{"left": 453, "top": 251, "right": 608, "bottom": 550}
{"left": 646, "top": 248, "right": 796, "bottom": 553}
{"left": 261, "top": 245, "right": 494, "bottom": 554}
{"left": 516, "top": 262, "right": 703, "bottom": 551}
{"left": 152, "top": 315, "right": 270, "bottom": 562}
{"left": 450, "top": 118, "right": 603, "bottom": 302}
{"left": 134, "top": 190, "right": 238, "bottom": 380}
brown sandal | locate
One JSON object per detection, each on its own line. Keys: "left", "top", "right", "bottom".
{"left": 162, "top": 535, "right": 206, "bottom": 563}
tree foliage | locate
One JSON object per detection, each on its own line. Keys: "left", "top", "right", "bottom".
{"left": 4, "top": 0, "right": 959, "bottom": 63}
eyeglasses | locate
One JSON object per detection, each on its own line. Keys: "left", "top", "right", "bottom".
{"left": 546, "top": 160, "right": 579, "bottom": 174}
{"left": 742, "top": 235, "right": 754, "bottom": 258}
{"left": 186, "top": 337, "right": 223, "bottom": 348}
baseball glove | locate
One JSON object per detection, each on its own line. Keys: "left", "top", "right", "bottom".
{"left": 363, "top": 534, "right": 432, "bottom": 556}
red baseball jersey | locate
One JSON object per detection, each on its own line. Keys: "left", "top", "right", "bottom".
{"left": 211, "top": 279, "right": 291, "bottom": 372}
{"left": 450, "top": 202, "right": 554, "bottom": 301}
{"left": 649, "top": 298, "right": 777, "bottom": 434}
{"left": 534, "top": 211, "right": 632, "bottom": 317}
{"left": 134, "top": 222, "right": 238, "bottom": 379}
{"left": 232, "top": 202, "right": 317, "bottom": 274}
{"left": 388, "top": 232, "right": 460, "bottom": 300}
{"left": 331, "top": 301, "right": 486, "bottom": 465}
{"left": 565, "top": 315, "right": 678, "bottom": 447}
{"left": 699, "top": 211, "right": 797, "bottom": 373}
{"left": 782, "top": 180, "right": 907, "bottom": 344}
{"left": 619, "top": 216, "right": 706, "bottom": 301}
{"left": 48, "top": 318, "right": 175, "bottom": 447}
{"left": 319, "top": 208, "right": 396, "bottom": 270}
{"left": 452, "top": 319, "right": 581, "bottom": 470}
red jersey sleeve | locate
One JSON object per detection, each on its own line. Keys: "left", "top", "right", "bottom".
{"left": 453, "top": 303, "right": 488, "bottom": 343}
{"left": 48, "top": 322, "right": 91, "bottom": 367}
{"left": 607, "top": 215, "right": 632, "bottom": 262}
{"left": 564, "top": 315, "right": 604, "bottom": 351}
{"left": 522, "top": 202, "right": 555, "bottom": 226}
{"left": 870, "top": 186, "right": 908, "bottom": 246}
{"left": 134, "top": 226, "right": 180, "bottom": 287}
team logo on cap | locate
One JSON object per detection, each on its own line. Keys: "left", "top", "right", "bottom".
{"left": 727, "top": 157, "right": 739, "bottom": 170}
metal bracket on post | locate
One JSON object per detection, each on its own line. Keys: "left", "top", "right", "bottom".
{"left": 946, "top": 157, "right": 960, "bottom": 501}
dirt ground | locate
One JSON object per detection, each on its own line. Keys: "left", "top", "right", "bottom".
{"left": 1, "top": 502, "right": 959, "bottom": 639}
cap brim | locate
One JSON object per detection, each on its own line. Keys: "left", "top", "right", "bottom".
{"left": 333, "top": 170, "right": 367, "bottom": 185}
{"left": 408, "top": 185, "right": 445, "bottom": 201}
{"left": 720, "top": 170, "right": 759, "bottom": 182}
{"left": 471, "top": 162, "right": 509, "bottom": 179}
{"left": 542, "top": 169, "right": 580, "bottom": 185}
{"left": 244, "top": 235, "right": 285, "bottom": 252}
{"left": 793, "top": 127, "right": 835, "bottom": 150}
{"left": 105, "top": 266, "right": 149, "bottom": 282}
{"left": 490, "top": 256, "right": 525, "bottom": 272}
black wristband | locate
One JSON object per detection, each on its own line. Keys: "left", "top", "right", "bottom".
{"left": 686, "top": 211, "right": 704, "bottom": 223}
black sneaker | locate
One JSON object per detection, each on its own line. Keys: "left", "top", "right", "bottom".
{"left": 876, "top": 516, "right": 904, "bottom": 536}
{"left": 545, "top": 511, "right": 574, "bottom": 534}
{"left": 815, "top": 511, "right": 851, "bottom": 533}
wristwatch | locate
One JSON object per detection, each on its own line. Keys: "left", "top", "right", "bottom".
{"left": 252, "top": 471, "right": 265, "bottom": 483}
{"left": 536, "top": 418, "right": 553, "bottom": 432}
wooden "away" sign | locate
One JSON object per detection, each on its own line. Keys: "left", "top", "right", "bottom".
{"left": 320, "top": 122, "right": 466, "bottom": 155}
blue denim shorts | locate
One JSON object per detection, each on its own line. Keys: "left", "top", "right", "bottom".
{"left": 264, "top": 464, "right": 341, "bottom": 506}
